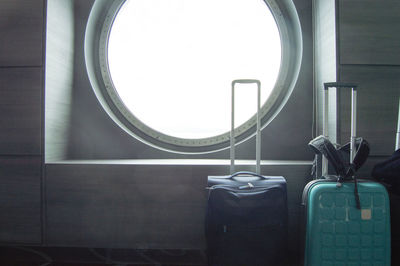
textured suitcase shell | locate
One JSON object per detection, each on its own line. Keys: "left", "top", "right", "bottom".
{"left": 304, "top": 180, "right": 391, "bottom": 266}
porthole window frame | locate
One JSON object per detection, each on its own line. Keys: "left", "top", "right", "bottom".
{"left": 85, "top": 0, "right": 303, "bottom": 154}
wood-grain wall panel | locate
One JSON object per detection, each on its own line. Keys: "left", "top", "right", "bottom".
{"left": 339, "top": 0, "right": 400, "bottom": 65}
{"left": 45, "top": 163, "right": 311, "bottom": 251}
{"left": 0, "top": 0, "right": 44, "bottom": 66}
{"left": 339, "top": 65, "right": 400, "bottom": 156}
{"left": 0, "top": 68, "right": 42, "bottom": 155}
{"left": 0, "top": 156, "right": 41, "bottom": 244}
{"left": 45, "top": 164, "right": 207, "bottom": 249}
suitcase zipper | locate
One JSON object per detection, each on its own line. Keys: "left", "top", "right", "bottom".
{"left": 206, "top": 176, "right": 284, "bottom": 191}
{"left": 207, "top": 184, "right": 280, "bottom": 192}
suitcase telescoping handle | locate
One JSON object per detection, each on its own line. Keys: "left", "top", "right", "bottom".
{"left": 323, "top": 82, "right": 358, "bottom": 176}
{"left": 230, "top": 79, "right": 261, "bottom": 175}
{"left": 324, "top": 82, "right": 362, "bottom": 209}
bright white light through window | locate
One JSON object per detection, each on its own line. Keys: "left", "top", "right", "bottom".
{"left": 108, "top": 0, "right": 281, "bottom": 139}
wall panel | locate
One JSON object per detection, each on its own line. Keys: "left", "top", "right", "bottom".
{"left": 45, "top": 164, "right": 207, "bottom": 249}
{"left": 45, "top": 162, "right": 311, "bottom": 253}
{"left": 0, "top": 0, "right": 44, "bottom": 66}
{"left": 339, "top": 0, "right": 400, "bottom": 66}
{"left": 0, "top": 156, "right": 42, "bottom": 244}
{"left": 339, "top": 65, "right": 400, "bottom": 156}
{"left": 0, "top": 0, "right": 44, "bottom": 246}
{"left": 0, "top": 68, "right": 42, "bottom": 155}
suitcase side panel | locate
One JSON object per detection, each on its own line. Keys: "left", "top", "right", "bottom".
{"left": 305, "top": 182, "right": 390, "bottom": 266}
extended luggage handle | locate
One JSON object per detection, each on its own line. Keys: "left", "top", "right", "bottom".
{"left": 323, "top": 82, "right": 361, "bottom": 209}
{"left": 230, "top": 79, "right": 261, "bottom": 175}
{"left": 323, "top": 82, "right": 358, "bottom": 174}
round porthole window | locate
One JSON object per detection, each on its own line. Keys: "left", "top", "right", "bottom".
{"left": 86, "top": 0, "right": 302, "bottom": 153}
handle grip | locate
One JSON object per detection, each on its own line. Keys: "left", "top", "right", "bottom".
{"left": 228, "top": 171, "right": 267, "bottom": 180}
{"left": 232, "top": 79, "right": 261, "bottom": 86}
{"left": 324, "top": 82, "right": 357, "bottom": 90}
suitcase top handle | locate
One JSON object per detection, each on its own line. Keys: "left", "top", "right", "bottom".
{"left": 228, "top": 171, "right": 269, "bottom": 180}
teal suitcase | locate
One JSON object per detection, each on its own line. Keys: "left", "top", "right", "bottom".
{"left": 303, "top": 180, "right": 391, "bottom": 266}
{"left": 303, "top": 83, "right": 390, "bottom": 265}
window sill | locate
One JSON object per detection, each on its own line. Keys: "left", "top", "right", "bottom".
{"left": 46, "top": 159, "right": 313, "bottom": 166}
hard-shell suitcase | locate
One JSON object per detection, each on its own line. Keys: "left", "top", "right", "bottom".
{"left": 303, "top": 82, "right": 391, "bottom": 266}
{"left": 303, "top": 179, "right": 390, "bottom": 265}
{"left": 206, "top": 80, "right": 288, "bottom": 266}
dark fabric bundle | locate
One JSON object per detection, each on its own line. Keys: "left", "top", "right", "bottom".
{"left": 308, "top": 135, "right": 370, "bottom": 209}
{"left": 372, "top": 149, "right": 400, "bottom": 189}
{"left": 308, "top": 135, "right": 370, "bottom": 179}
{"left": 338, "top": 138, "right": 370, "bottom": 173}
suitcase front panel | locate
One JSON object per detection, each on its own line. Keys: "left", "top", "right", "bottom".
{"left": 206, "top": 184, "right": 288, "bottom": 266}
{"left": 305, "top": 182, "right": 390, "bottom": 266}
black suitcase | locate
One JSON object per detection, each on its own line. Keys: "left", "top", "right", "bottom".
{"left": 205, "top": 80, "right": 288, "bottom": 266}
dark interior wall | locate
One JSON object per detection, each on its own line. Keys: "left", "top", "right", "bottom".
{"left": 44, "top": 161, "right": 311, "bottom": 259}
{"left": 0, "top": 0, "right": 44, "bottom": 244}
{"left": 337, "top": 0, "right": 400, "bottom": 177}
{"left": 39, "top": 0, "right": 315, "bottom": 252}
{"left": 314, "top": 0, "right": 400, "bottom": 177}
{"left": 42, "top": 0, "right": 314, "bottom": 254}
{"left": 45, "top": 162, "right": 311, "bottom": 250}
{"left": 1, "top": 0, "right": 398, "bottom": 258}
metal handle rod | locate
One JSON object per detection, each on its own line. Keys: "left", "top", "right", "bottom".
{"left": 256, "top": 82, "right": 261, "bottom": 174}
{"left": 230, "top": 84, "right": 235, "bottom": 174}
{"left": 396, "top": 97, "right": 400, "bottom": 150}
{"left": 230, "top": 79, "right": 261, "bottom": 174}
{"left": 322, "top": 88, "right": 329, "bottom": 176}
{"left": 350, "top": 89, "right": 357, "bottom": 162}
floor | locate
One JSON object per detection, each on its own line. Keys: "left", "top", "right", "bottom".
{"left": 0, "top": 246, "right": 300, "bottom": 265}
{"left": 0, "top": 247, "right": 208, "bottom": 266}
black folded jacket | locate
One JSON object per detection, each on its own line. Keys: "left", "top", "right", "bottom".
{"left": 372, "top": 149, "right": 400, "bottom": 184}
{"left": 308, "top": 135, "right": 370, "bottom": 178}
